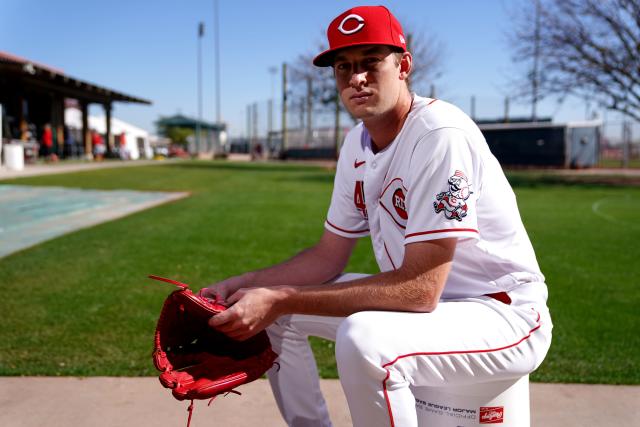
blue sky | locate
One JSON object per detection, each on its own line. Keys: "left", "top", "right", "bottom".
{"left": 1, "top": 0, "right": 602, "bottom": 137}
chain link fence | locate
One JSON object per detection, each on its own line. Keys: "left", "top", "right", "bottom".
{"left": 228, "top": 98, "right": 356, "bottom": 159}
{"left": 600, "top": 120, "right": 640, "bottom": 168}
{"left": 230, "top": 91, "right": 640, "bottom": 167}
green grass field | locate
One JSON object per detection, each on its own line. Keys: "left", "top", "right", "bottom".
{"left": 0, "top": 161, "right": 638, "bottom": 384}
{"left": 598, "top": 158, "right": 640, "bottom": 169}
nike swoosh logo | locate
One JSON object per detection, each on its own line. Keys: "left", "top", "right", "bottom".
{"left": 354, "top": 160, "right": 366, "bottom": 168}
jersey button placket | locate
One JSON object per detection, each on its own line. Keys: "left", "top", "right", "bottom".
{"left": 364, "top": 153, "right": 386, "bottom": 266}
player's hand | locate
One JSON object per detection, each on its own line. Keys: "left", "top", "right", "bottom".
{"left": 200, "top": 274, "right": 250, "bottom": 303}
{"left": 208, "top": 287, "right": 290, "bottom": 341}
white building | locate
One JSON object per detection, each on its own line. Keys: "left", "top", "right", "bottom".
{"left": 64, "top": 108, "right": 152, "bottom": 159}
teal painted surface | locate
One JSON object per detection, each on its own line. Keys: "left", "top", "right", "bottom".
{"left": 0, "top": 185, "right": 185, "bottom": 258}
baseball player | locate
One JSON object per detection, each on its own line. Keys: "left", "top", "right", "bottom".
{"left": 202, "top": 5, "right": 552, "bottom": 427}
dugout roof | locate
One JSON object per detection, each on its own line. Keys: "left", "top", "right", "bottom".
{"left": 0, "top": 51, "right": 151, "bottom": 105}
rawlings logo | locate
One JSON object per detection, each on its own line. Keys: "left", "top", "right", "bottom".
{"left": 433, "top": 170, "right": 473, "bottom": 221}
{"left": 479, "top": 406, "right": 504, "bottom": 424}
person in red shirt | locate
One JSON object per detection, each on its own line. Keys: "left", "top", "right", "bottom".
{"left": 42, "top": 124, "right": 53, "bottom": 159}
{"left": 119, "top": 131, "right": 128, "bottom": 160}
{"left": 91, "top": 129, "right": 105, "bottom": 161}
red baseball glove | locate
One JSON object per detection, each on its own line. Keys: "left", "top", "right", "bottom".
{"left": 150, "top": 275, "right": 278, "bottom": 426}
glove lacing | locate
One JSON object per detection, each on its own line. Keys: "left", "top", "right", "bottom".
{"left": 184, "top": 391, "right": 242, "bottom": 427}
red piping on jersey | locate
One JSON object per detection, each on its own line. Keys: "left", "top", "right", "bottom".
{"left": 379, "top": 201, "right": 407, "bottom": 230}
{"left": 326, "top": 220, "right": 369, "bottom": 234}
{"left": 381, "top": 310, "right": 542, "bottom": 427}
{"left": 383, "top": 242, "right": 397, "bottom": 270}
{"left": 379, "top": 177, "right": 408, "bottom": 199}
{"left": 427, "top": 98, "right": 438, "bottom": 106}
{"left": 405, "top": 228, "right": 478, "bottom": 239}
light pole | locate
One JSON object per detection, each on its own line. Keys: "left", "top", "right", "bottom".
{"left": 282, "top": 62, "right": 288, "bottom": 154}
{"left": 213, "top": 0, "right": 221, "bottom": 125}
{"left": 196, "top": 21, "right": 204, "bottom": 155}
{"left": 268, "top": 66, "right": 277, "bottom": 141}
{"left": 269, "top": 67, "right": 278, "bottom": 133}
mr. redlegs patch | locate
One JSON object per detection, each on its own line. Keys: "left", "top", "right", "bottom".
{"left": 479, "top": 406, "right": 504, "bottom": 424}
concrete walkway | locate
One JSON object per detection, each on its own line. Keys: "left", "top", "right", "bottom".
{"left": 0, "top": 158, "right": 180, "bottom": 180}
{"left": 0, "top": 184, "right": 189, "bottom": 258}
{"left": 0, "top": 378, "right": 638, "bottom": 427}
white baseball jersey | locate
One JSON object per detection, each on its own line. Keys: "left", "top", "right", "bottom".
{"left": 325, "top": 95, "right": 544, "bottom": 299}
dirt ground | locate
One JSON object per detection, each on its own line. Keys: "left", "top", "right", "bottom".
{"left": 1, "top": 378, "right": 639, "bottom": 427}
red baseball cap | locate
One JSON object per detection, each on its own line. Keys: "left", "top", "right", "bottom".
{"left": 313, "top": 5, "right": 407, "bottom": 67}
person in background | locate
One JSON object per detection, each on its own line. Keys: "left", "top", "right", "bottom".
{"left": 64, "top": 126, "right": 76, "bottom": 158}
{"left": 92, "top": 129, "right": 105, "bottom": 161}
{"left": 42, "top": 123, "right": 54, "bottom": 161}
{"left": 119, "top": 131, "right": 128, "bottom": 160}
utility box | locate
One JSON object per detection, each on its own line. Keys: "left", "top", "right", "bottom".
{"left": 3, "top": 143, "right": 24, "bottom": 170}
{"left": 479, "top": 120, "right": 601, "bottom": 168}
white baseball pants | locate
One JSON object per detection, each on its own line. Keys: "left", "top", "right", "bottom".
{"left": 266, "top": 274, "right": 552, "bottom": 427}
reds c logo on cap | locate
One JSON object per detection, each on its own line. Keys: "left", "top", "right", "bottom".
{"left": 338, "top": 13, "right": 365, "bottom": 35}
{"left": 313, "top": 5, "right": 407, "bottom": 67}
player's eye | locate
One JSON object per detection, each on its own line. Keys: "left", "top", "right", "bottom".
{"left": 362, "top": 58, "right": 381, "bottom": 71}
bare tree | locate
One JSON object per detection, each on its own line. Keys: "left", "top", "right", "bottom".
{"left": 287, "top": 47, "right": 341, "bottom": 155}
{"left": 508, "top": 0, "right": 640, "bottom": 122}
{"left": 289, "top": 47, "right": 337, "bottom": 125}
{"left": 405, "top": 30, "right": 445, "bottom": 95}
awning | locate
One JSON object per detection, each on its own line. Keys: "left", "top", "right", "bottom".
{"left": 0, "top": 51, "right": 151, "bottom": 105}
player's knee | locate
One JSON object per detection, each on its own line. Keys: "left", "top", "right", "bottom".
{"left": 266, "top": 315, "right": 287, "bottom": 337}
{"left": 335, "top": 313, "right": 386, "bottom": 378}
{"left": 266, "top": 315, "right": 304, "bottom": 350}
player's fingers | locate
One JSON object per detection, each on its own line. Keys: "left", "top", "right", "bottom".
{"left": 214, "top": 323, "right": 237, "bottom": 335}
{"left": 222, "top": 329, "right": 245, "bottom": 340}
{"left": 199, "top": 287, "right": 216, "bottom": 299}
{"left": 226, "top": 291, "right": 243, "bottom": 305}
{"left": 223, "top": 327, "right": 252, "bottom": 341}
{"left": 208, "top": 310, "right": 233, "bottom": 327}
{"left": 236, "top": 327, "right": 263, "bottom": 341}
{"left": 214, "top": 320, "right": 252, "bottom": 340}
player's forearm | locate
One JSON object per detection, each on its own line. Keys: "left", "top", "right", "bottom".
{"left": 276, "top": 262, "right": 451, "bottom": 316}
{"left": 235, "top": 230, "right": 355, "bottom": 289}
{"left": 241, "top": 244, "right": 347, "bottom": 288}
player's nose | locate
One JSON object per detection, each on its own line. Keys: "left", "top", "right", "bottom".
{"left": 349, "top": 71, "right": 367, "bottom": 90}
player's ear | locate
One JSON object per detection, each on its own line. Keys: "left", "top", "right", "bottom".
{"left": 399, "top": 52, "right": 412, "bottom": 81}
